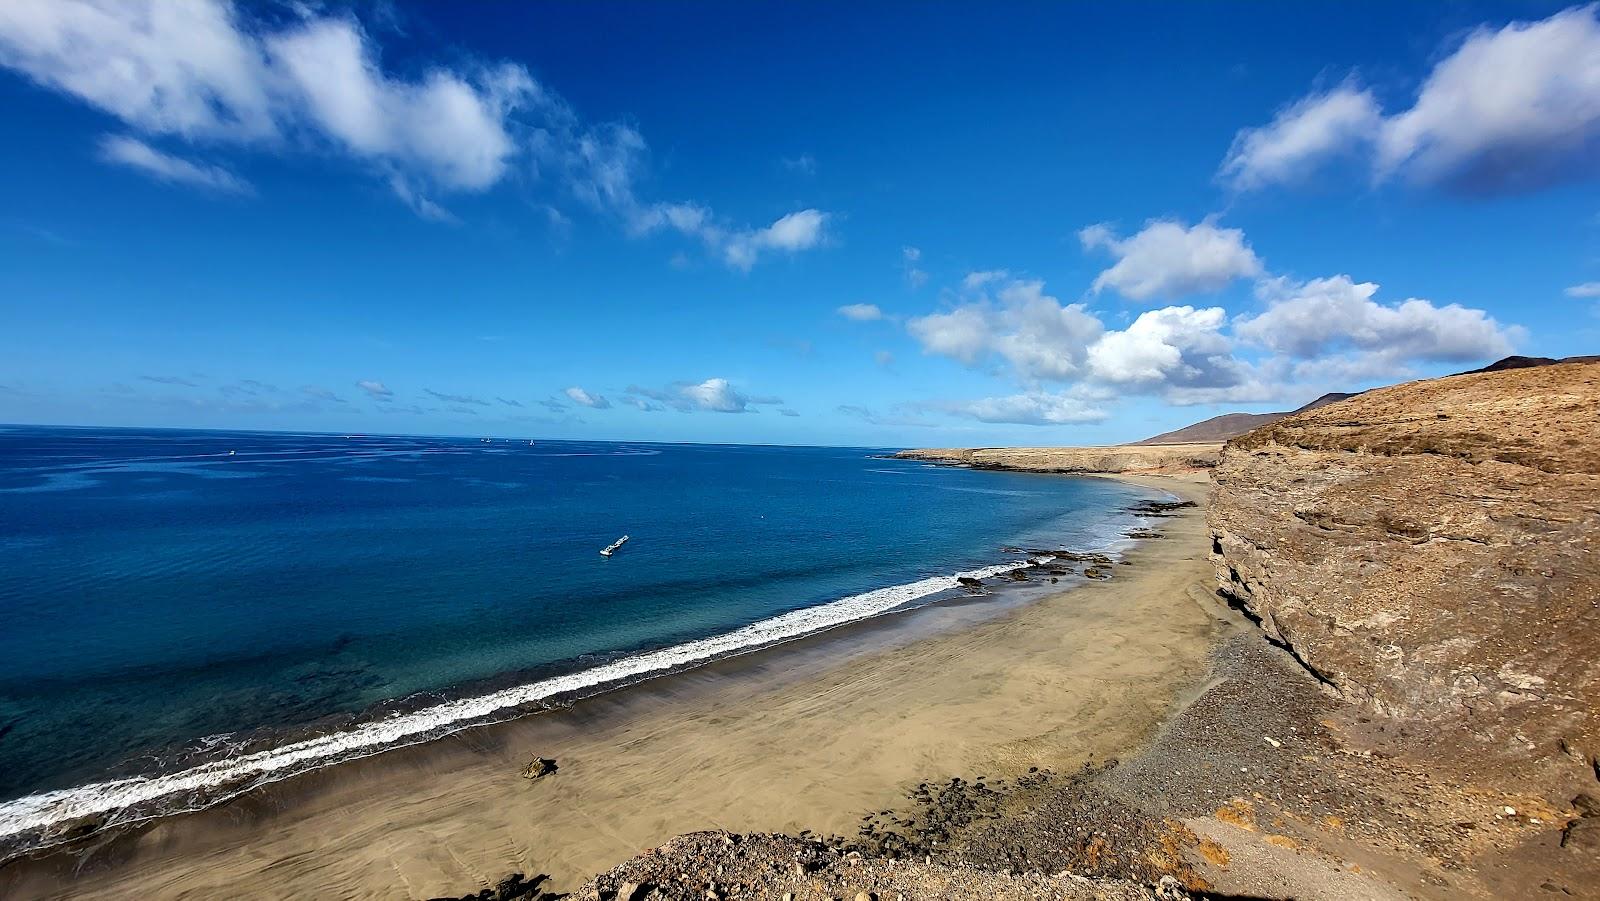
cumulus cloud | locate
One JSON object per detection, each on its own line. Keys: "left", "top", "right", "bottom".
{"left": 0, "top": 0, "right": 835, "bottom": 251}
{"left": 356, "top": 379, "right": 393, "bottom": 400}
{"left": 624, "top": 379, "right": 781, "bottom": 414}
{"left": 98, "top": 135, "right": 251, "bottom": 194}
{"left": 940, "top": 391, "right": 1108, "bottom": 426}
{"left": 682, "top": 378, "right": 755, "bottom": 413}
{"left": 902, "top": 261, "right": 1518, "bottom": 417}
{"left": 908, "top": 276, "right": 1103, "bottom": 379}
{"left": 1238, "top": 275, "right": 1519, "bottom": 370}
{"left": 721, "top": 209, "right": 829, "bottom": 270}
{"left": 837, "top": 303, "right": 884, "bottom": 321}
{"left": 0, "top": 0, "right": 533, "bottom": 211}
{"left": 1223, "top": 5, "right": 1600, "bottom": 194}
{"left": 1565, "top": 281, "right": 1600, "bottom": 298}
{"left": 1219, "top": 85, "right": 1382, "bottom": 191}
{"left": 1080, "top": 219, "right": 1263, "bottom": 301}
{"left": 1085, "top": 305, "right": 1248, "bottom": 391}
{"left": 564, "top": 386, "right": 610, "bottom": 409}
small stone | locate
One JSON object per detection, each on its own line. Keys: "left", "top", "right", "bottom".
{"left": 521, "top": 756, "right": 558, "bottom": 780}
{"left": 616, "top": 882, "right": 642, "bottom": 901}
{"left": 855, "top": 893, "right": 876, "bottom": 901}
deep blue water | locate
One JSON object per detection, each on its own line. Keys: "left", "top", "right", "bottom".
{"left": 0, "top": 425, "right": 1155, "bottom": 811}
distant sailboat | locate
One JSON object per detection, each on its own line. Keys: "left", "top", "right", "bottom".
{"left": 600, "top": 535, "right": 630, "bottom": 557}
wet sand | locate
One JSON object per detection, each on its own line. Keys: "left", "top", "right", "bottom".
{"left": 1, "top": 474, "right": 1223, "bottom": 900}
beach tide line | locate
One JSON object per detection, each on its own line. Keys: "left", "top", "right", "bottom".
{"left": 0, "top": 559, "right": 1040, "bottom": 851}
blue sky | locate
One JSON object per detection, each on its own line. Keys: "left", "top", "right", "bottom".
{"left": 2, "top": 1, "right": 1598, "bottom": 446}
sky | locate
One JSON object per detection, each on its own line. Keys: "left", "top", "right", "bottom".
{"left": 1, "top": 1, "right": 1598, "bottom": 447}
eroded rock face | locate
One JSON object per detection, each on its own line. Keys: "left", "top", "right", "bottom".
{"left": 1209, "top": 362, "right": 1600, "bottom": 794}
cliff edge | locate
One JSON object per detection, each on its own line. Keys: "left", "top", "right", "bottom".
{"left": 894, "top": 443, "right": 1220, "bottom": 475}
{"left": 1208, "top": 361, "right": 1600, "bottom": 797}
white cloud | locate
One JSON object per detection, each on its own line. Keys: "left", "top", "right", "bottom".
{"left": 97, "top": 135, "right": 251, "bottom": 193}
{"left": 0, "top": 0, "right": 834, "bottom": 253}
{"left": 564, "top": 386, "right": 611, "bottom": 409}
{"left": 1224, "top": 6, "right": 1600, "bottom": 194}
{"left": 908, "top": 277, "right": 1103, "bottom": 379}
{"left": 1567, "top": 281, "right": 1600, "bottom": 298}
{"left": 1087, "top": 305, "right": 1237, "bottom": 387}
{"left": 874, "top": 350, "right": 895, "bottom": 368}
{"left": 837, "top": 303, "right": 884, "bottom": 321}
{"left": 0, "top": 0, "right": 533, "bottom": 210}
{"left": 623, "top": 379, "right": 781, "bottom": 414}
{"left": 356, "top": 379, "right": 393, "bottom": 400}
{"left": 903, "top": 246, "right": 928, "bottom": 287}
{"left": 721, "top": 209, "right": 829, "bottom": 270}
{"left": 1238, "top": 275, "right": 1519, "bottom": 367}
{"left": 682, "top": 378, "right": 753, "bottom": 413}
{"left": 941, "top": 391, "right": 1108, "bottom": 426}
{"left": 901, "top": 267, "right": 1519, "bottom": 413}
{"left": 1080, "top": 219, "right": 1263, "bottom": 301}
{"left": 1219, "top": 85, "right": 1381, "bottom": 191}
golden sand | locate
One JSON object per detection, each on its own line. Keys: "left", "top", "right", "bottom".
{"left": 4, "top": 474, "right": 1222, "bottom": 900}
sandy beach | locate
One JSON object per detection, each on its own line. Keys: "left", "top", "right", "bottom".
{"left": 1, "top": 474, "right": 1222, "bottom": 899}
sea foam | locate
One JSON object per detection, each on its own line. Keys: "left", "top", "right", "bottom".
{"left": 0, "top": 558, "right": 1046, "bottom": 852}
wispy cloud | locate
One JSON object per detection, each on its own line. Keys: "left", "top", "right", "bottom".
{"left": 356, "top": 379, "right": 394, "bottom": 400}
{"left": 781, "top": 153, "right": 816, "bottom": 174}
{"left": 564, "top": 386, "right": 611, "bottom": 409}
{"left": 902, "top": 246, "right": 928, "bottom": 288}
{"left": 837, "top": 303, "right": 884, "bottom": 321}
{"left": 423, "top": 388, "right": 489, "bottom": 406}
{"left": 98, "top": 135, "right": 251, "bottom": 194}
{"left": 1566, "top": 282, "right": 1600, "bottom": 299}
{"left": 496, "top": 396, "right": 523, "bottom": 407}
{"left": 140, "top": 374, "right": 199, "bottom": 387}
{"left": 301, "top": 386, "right": 346, "bottom": 403}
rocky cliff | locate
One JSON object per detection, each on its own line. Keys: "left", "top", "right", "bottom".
{"left": 1208, "top": 361, "right": 1600, "bottom": 795}
{"left": 894, "top": 443, "right": 1220, "bottom": 474}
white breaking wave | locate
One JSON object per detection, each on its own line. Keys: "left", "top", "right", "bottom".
{"left": 0, "top": 558, "right": 1044, "bottom": 848}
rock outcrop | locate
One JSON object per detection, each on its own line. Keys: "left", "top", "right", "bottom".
{"left": 1208, "top": 361, "right": 1600, "bottom": 795}
{"left": 895, "top": 444, "right": 1219, "bottom": 475}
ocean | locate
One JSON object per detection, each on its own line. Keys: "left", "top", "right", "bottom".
{"left": 0, "top": 425, "right": 1161, "bottom": 852}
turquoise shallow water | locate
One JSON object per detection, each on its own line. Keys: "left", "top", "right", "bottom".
{"left": 0, "top": 425, "right": 1155, "bottom": 831}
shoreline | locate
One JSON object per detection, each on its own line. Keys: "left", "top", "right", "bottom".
{"left": 0, "top": 473, "right": 1223, "bottom": 899}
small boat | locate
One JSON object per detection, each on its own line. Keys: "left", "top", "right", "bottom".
{"left": 599, "top": 535, "right": 630, "bottom": 557}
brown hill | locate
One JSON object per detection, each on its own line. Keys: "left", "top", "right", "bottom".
{"left": 1209, "top": 360, "right": 1600, "bottom": 800}
{"left": 1134, "top": 392, "right": 1359, "bottom": 446}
